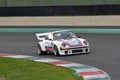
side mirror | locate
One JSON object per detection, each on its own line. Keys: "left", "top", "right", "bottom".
{"left": 77, "top": 35, "right": 81, "bottom": 38}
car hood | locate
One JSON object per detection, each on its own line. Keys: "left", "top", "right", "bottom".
{"left": 59, "top": 38, "right": 82, "bottom": 47}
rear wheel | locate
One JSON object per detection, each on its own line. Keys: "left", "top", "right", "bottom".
{"left": 53, "top": 45, "right": 60, "bottom": 56}
{"left": 37, "top": 44, "right": 46, "bottom": 55}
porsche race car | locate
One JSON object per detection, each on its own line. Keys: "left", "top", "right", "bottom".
{"left": 35, "top": 30, "right": 90, "bottom": 56}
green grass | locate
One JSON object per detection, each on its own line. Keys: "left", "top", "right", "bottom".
{"left": 0, "top": 57, "right": 83, "bottom": 80}
{"left": 0, "top": 0, "right": 120, "bottom": 7}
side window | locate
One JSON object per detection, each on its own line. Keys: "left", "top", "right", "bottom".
{"left": 45, "top": 35, "right": 49, "bottom": 40}
{"left": 45, "top": 35, "right": 53, "bottom": 40}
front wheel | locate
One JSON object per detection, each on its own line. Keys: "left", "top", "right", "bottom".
{"left": 53, "top": 45, "right": 60, "bottom": 56}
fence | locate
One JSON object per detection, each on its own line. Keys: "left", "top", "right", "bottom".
{"left": 0, "top": 0, "right": 120, "bottom": 7}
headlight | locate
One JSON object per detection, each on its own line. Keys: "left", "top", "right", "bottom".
{"left": 83, "top": 40, "right": 88, "bottom": 45}
{"left": 62, "top": 43, "right": 66, "bottom": 47}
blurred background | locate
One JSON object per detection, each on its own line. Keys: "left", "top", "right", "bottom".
{"left": 0, "top": 0, "right": 120, "bottom": 7}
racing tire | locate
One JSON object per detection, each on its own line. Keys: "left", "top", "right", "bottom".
{"left": 53, "top": 45, "right": 60, "bottom": 56}
{"left": 37, "top": 44, "right": 46, "bottom": 55}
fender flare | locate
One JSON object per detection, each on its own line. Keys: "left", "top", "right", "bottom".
{"left": 53, "top": 42, "right": 61, "bottom": 55}
{"left": 37, "top": 42, "right": 46, "bottom": 51}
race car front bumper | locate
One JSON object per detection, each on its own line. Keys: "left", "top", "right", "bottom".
{"left": 60, "top": 47, "right": 90, "bottom": 55}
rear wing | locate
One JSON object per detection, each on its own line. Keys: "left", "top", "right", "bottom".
{"left": 35, "top": 30, "right": 69, "bottom": 40}
{"left": 35, "top": 33, "right": 49, "bottom": 41}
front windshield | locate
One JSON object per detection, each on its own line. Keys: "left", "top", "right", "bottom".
{"left": 53, "top": 31, "right": 77, "bottom": 40}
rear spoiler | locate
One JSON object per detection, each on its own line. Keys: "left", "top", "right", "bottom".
{"left": 35, "top": 33, "right": 49, "bottom": 41}
{"left": 35, "top": 30, "right": 69, "bottom": 40}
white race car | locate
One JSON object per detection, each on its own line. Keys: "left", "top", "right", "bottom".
{"left": 36, "top": 30, "right": 90, "bottom": 56}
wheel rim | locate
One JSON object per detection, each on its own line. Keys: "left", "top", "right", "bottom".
{"left": 53, "top": 46, "right": 57, "bottom": 55}
{"left": 37, "top": 46, "right": 41, "bottom": 55}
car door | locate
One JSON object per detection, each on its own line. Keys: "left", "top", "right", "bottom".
{"left": 45, "top": 35, "right": 54, "bottom": 51}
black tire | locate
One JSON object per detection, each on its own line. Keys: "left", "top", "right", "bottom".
{"left": 53, "top": 45, "right": 60, "bottom": 56}
{"left": 37, "top": 44, "right": 46, "bottom": 55}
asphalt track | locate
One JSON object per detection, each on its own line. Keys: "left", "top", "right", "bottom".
{"left": 0, "top": 28, "right": 120, "bottom": 80}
